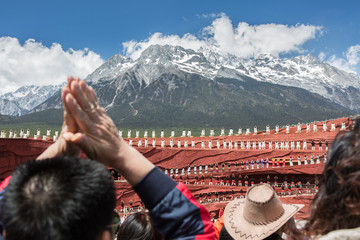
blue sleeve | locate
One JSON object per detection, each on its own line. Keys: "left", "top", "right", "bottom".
{"left": 133, "top": 167, "right": 176, "bottom": 210}
{"left": 134, "top": 167, "right": 215, "bottom": 240}
{"left": 0, "top": 188, "right": 6, "bottom": 240}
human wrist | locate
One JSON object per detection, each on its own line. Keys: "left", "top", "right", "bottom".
{"left": 36, "top": 139, "right": 63, "bottom": 160}
{"left": 110, "top": 140, "right": 154, "bottom": 186}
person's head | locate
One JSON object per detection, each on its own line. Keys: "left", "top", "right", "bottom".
{"left": 305, "top": 118, "right": 360, "bottom": 236}
{"left": 221, "top": 184, "right": 303, "bottom": 240}
{"left": 0, "top": 156, "right": 116, "bottom": 240}
{"left": 219, "top": 226, "right": 283, "bottom": 240}
{"left": 117, "top": 212, "right": 162, "bottom": 240}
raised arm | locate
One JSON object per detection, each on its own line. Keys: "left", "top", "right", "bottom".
{"left": 36, "top": 77, "right": 80, "bottom": 160}
{"left": 62, "top": 77, "right": 215, "bottom": 239}
{"left": 62, "top": 77, "right": 154, "bottom": 185}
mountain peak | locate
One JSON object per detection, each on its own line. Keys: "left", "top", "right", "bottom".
{"left": 83, "top": 44, "right": 360, "bottom": 111}
{"left": 138, "top": 44, "right": 208, "bottom": 65}
{"left": 85, "top": 54, "right": 134, "bottom": 83}
{"left": 291, "top": 54, "right": 321, "bottom": 65}
{"left": 0, "top": 85, "right": 60, "bottom": 116}
{"left": 2, "top": 44, "right": 360, "bottom": 117}
{"left": 256, "top": 53, "right": 276, "bottom": 61}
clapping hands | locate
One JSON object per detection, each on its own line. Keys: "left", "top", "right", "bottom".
{"left": 59, "top": 76, "right": 154, "bottom": 185}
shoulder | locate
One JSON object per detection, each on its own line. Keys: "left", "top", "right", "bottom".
{"left": 318, "top": 227, "right": 360, "bottom": 240}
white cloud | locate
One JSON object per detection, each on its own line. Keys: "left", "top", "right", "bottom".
{"left": 318, "top": 51, "right": 326, "bottom": 61}
{"left": 0, "top": 37, "right": 104, "bottom": 95}
{"left": 197, "top": 12, "right": 226, "bottom": 19}
{"left": 122, "top": 32, "right": 208, "bottom": 59}
{"left": 123, "top": 14, "right": 322, "bottom": 60}
{"left": 181, "top": 17, "right": 188, "bottom": 22}
{"left": 325, "top": 44, "right": 360, "bottom": 74}
{"left": 346, "top": 45, "right": 360, "bottom": 65}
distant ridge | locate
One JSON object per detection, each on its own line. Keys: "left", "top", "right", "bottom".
{"left": 1, "top": 45, "right": 358, "bottom": 127}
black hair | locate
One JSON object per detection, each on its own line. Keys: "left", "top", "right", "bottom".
{"left": 117, "top": 212, "right": 162, "bottom": 240}
{"left": 219, "top": 226, "right": 282, "bottom": 240}
{"left": 305, "top": 118, "right": 360, "bottom": 236}
{"left": 0, "top": 156, "right": 116, "bottom": 240}
{"left": 219, "top": 226, "right": 234, "bottom": 240}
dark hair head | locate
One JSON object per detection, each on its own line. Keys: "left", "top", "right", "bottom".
{"left": 1, "top": 156, "right": 116, "bottom": 240}
{"left": 219, "top": 226, "right": 282, "bottom": 240}
{"left": 305, "top": 118, "right": 360, "bottom": 236}
{"left": 117, "top": 212, "right": 162, "bottom": 240}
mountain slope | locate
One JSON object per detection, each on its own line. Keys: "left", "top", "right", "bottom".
{"left": 7, "top": 72, "right": 352, "bottom": 128}
{"left": 84, "top": 45, "right": 360, "bottom": 111}
{"left": 0, "top": 85, "right": 61, "bottom": 116}
{"left": 1, "top": 44, "right": 358, "bottom": 128}
{"left": 101, "top": 70, "right": 351, "bottom": 128}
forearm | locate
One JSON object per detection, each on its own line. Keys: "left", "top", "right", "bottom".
{"left": 62, "top": 78, "right": 155, "bottom": 186}
{"left": 36, "top": 136, "right": 80, "bottom": 160}
{"left": 36, "top": 140, "right": 63, "bottom": 160}
{"left": 110, "top": 140, "right": 155, "bottom": 186}
{"left": 134, "top": 168, "right": 215, "bottom": 239}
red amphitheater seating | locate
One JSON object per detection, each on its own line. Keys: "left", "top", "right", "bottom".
{"left": 0, "top": 117, "right": 352, "bottom": 220}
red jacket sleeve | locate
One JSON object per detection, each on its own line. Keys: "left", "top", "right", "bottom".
{"left": 134, "top": 167, "right": 215, "bottom": 240}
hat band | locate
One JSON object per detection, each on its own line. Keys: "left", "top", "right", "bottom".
{"left": 243, "top": 208, "right": 285, "bottom": 225}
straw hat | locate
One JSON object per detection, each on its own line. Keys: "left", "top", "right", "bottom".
{"left": 224, "top": 184, "right": 304, "bottom": 240}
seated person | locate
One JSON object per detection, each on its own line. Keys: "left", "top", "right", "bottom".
{"left": 304, "top": 118, "right": 360, "bottom": 239}
{"left": 1, "top": 157, "right": 115, "bottom": 240}
{"left": 219, "top": 184, "right": 303, "bottom": 240}
{"left": 117, "top": 212, "right": 162, "bottom": 240}
{"left": 0, "top": 77, "right": 215, "bottom": 240}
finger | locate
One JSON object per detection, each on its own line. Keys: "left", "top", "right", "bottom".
{"left": 89, "top": 86, "right": 102, "bottom": 108}
{"left": 61, "top": 87, "right": 78, "bottom": 133}
{"left": 78, "top": 80, "right": 103, "bottom": 120}
{"left": 64, "top": 132, "right": 98, "bottom": 161}
{"left": 64, "top": 132, "right": 85, "bottom": 144}
{"left": 65, "top": 93, "right": 93, "bottom": 133}
{"left": 70, "top": 80, "right": 94, "bottom": 113}
{"left": 79, "top": 80, "right": 100, "bottom": 109}
{"left": 67, "top": 76, "right": 76, "bottom": 88}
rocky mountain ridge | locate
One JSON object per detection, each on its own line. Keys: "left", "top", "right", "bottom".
{"left": 0, "top": 85, "right": 61, "bottom": 116}
{"left": 85, "top": 45, "right": 360, "bottom": 111}
{"left": 0, "top": 45, "right": 358, "bottom": 129}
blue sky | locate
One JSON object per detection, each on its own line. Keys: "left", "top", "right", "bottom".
{"left": 0, "top": 0, "right": 359, "bottom": 93}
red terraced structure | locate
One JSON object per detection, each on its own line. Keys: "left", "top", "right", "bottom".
{"left": 0, "top": 117, "right": 352, "bottom": 220}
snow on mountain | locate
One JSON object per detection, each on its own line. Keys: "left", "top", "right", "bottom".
{"left": 86, "top": 44, "right": 360, "bottom": 110}
{"left": 86, "top": 45, "right": 217, "bottom": 85}
{"left": 2, "top": 44, "right": 360, "bottom": 116}
{"left": 239, "top": 54, "right": 360, "bottom": 109}
{"left": 0, "top": 85, "right": 61, "bottom": 116}
{"left": 86, "top": 54, "right": 135, "bottom": 83}
{"left": 0, "top": 98, "right": 24, "bottom": 116}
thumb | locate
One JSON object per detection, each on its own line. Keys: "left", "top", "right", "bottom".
{"left": 63, "top": 132, "right": 87, "bottom": 149}
{"left": 71, "top": 132, "right": 85, "bottom": 144}
{"left": 64, "top": 132, "right": 97, "bottom": 160}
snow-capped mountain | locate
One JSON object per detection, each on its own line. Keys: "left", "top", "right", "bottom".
{"left": 241, "top": 54, "right": 360, "bottom": 110}
{"left": 2, "top": 44, "right": 360, "bottom": 120}
{"left": 0, "top": 85, "right": 61, "bottom": 116}
{"left": 85, "top": 45, "right": 360, "bottom": 110}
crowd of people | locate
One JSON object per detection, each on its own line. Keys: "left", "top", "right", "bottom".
{"left": 124, "top": 137, "right": 330, "bottom": 151}
{"left": 161, "top": 154, "right": 327, "bottom": 177}
{"left": 0, "top": 77, "right": 358, "bottom": 240}
{"left": 115, "top": 173, "right": 319, "bottom": 217}
{"left": 118, "top": 121, "right": 346, "bottom": 139}
{"left": 0, "top": 128, "right": 333, "bottom": 153}
{"left": 0, "top": 119, "right": 345, "bottom": 151}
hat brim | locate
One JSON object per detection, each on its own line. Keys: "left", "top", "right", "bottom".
{"left": 224, "top": 199, "right": 304, "bottom": 240}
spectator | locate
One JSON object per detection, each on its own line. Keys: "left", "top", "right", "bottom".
{"left": 304, "top": 118, "right": 360, "bottom": 239}
{"left": 0, "top": 77, "right": 215, "bottom": 240}
{"left": 219, "top": 184, "right": 303, "bottom": 240}
{"left": 117, "top": 212, "right": 162, "bottom": 240}
{"left": 1, "top": 157, "right": 115, "bottom": 240}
